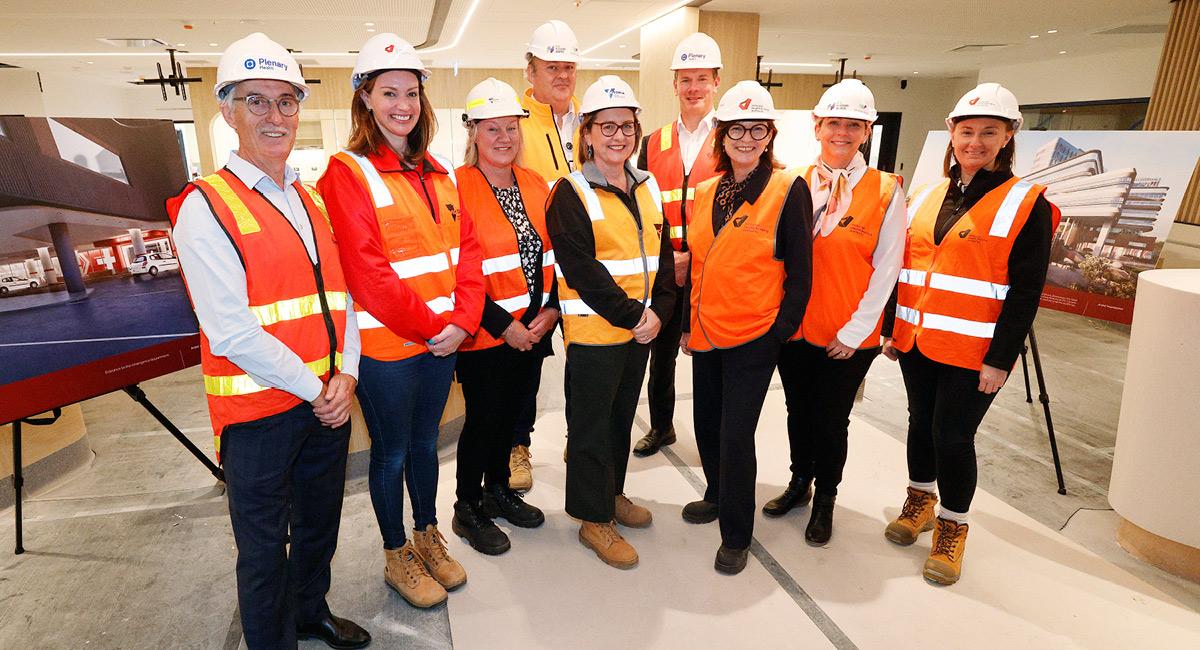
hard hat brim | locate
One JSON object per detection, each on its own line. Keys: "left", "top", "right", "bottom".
{"left": 214, "top": 79, "right": 310, "bottom": 102}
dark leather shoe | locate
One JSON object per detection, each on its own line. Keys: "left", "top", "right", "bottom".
{"left": 452, "top": 500, "right": 511, "bottom": 555}
{"left": 482, "top": 484, "right": 545, "bottom": 528}
{"left": 681, "top": 499, "right": 719, "bottom": 524}
{"left": 805, "top": 494, "right": 836, "bottom": 546}
{"left": 297, "top": 614, "right": 371, "bottom": 649}
{"left": 714, "top": 544, "right": 749, "bottom": 575}
{"left": 762, "top": 475, "right": 813, "bottom": 517}
{"left": 633, "top": 426, "right": 677, "bottom": 457}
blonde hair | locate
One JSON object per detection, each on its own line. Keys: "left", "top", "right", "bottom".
{"left": 462, "top": 119, "right": 525, "bottom": 168}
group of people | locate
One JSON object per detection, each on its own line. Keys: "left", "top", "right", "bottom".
{"left": 169, "top": 19, "right": 1053, "bottom": 649}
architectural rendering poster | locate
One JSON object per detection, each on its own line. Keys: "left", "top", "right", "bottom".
{"left": 0, "top": 116, "right": 199, "bottom": 424}
{"left": 911, "top": 130, "right": 1200, "bottom": 324}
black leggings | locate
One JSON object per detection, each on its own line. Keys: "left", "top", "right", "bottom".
{"left": 898, "top": 345, "right": 999, "bottom": 513}
{"left": 778, "top": 340, "right": 879, "bottom": 497}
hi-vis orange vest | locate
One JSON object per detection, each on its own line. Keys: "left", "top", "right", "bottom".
{"left": 892, "top": 176, "right": 1045, "bottom": 371}
{"left": 645, "top": 122, "right": 719, "bottom": 251}
{"left": 167, "top": 168, "right": 349, "bottom": 459}
{"left": 554, "top": 170, "right": 664, "bottom": 348}
{"left": 456, "top": 164, "right": 555, "bottom": 352}
{"left": 793, "top": 166, "right": 899, "bottom": 348}
{"left": 331, "top": 150, "right": 461, "bottom": 361}
{"left": 689, "top": 168, "right": 805, "bottom": 352}
{"left": 520, "top": 89, "right": 581, "bottom": 183}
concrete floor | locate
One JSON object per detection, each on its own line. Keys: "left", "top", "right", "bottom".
{"left": 1, "top": 308, "right": 1198, "bottom": 648}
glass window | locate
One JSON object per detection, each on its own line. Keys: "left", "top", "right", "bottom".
{"left": 47, "top": 119, "right": 130, "bottom": 183}
{"left": 1022, "top": 99, "right": 1149, "bottom": 131}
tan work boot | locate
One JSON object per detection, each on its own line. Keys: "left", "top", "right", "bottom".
{"left": 923, "top": 518, "right": 969, "bottom": 585}
{"left": 509, "top": 445, "right": 533, "bottom": 492}
{"left": 384, "top": 542, "right": 447, "bottom": 608}
{"left": 579, "top": 521, "right": 639, "bottom": 569}
{"left": 412, "top": 524, "right": 467, "bottom": 589}
{"left": 614, "top": 494, "right": 652, "bottom": 528}
{"left": 884, "top": 487, "right": 938, "bottom": 546}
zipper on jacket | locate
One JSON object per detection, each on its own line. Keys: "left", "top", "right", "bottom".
{"left": 417, "top": 168, "right": 439, "bottom": 224}
{"left": 545, "top": 133, "right": 560, "bottom": 171}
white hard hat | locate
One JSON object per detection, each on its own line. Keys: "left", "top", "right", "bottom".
{"left": 714, "top": 80, "right": 778, "bottom": 122}
{"left": 526, "top": 20, "right": 581, "bottom": 63}
{"left": 352, "top": 33, "right": 431, "bottom": 90}
{"left": 463, "top": 77, "right": 528, "bottom": 122}
{"left": 671, "top": 32, "right": 723, "bottom": 70}
{"left": 813, "top": 79, "right": 877, "bottom": 122}
{"left": 946, "top": 82, "right": 1023, "bottom": 131}
{"left": 214, "top": 32, "right": 308, "bottom": 101}
{"left": 579, "top": 75, "right": 641, "bottom": 115}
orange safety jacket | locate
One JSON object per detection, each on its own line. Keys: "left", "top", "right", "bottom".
{"left": 456, "top": 164, "right": 555, "bottom": 352}
{"left": 555, "top": 171, "right": 664, "bottom": 348}
{"left": 330, "top": 150, "right": 462, "bottom": 361}
{"left": 688, "top": 168, "right": 804, "bottom": 352}
{"left": 793, "top": 166, "right": 899, "bottom": 348}
{"left": 520, "top": 89, "right": 581, "bottom": 184}
{"left": 645, "top": 122, "right": 720, "bottom": 251}
{"left": 892, "top": 176, "right": 1046, "bottom": 371}
{"left": 167, "top": 168, "right": 348, "bottom": 459}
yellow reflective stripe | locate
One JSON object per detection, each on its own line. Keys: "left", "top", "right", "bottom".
{"left": 204, "top": 353, "right": 344, "bottom": 396}
{"left": 248, "top": 292, "right": 348, "bottom": 327}
{"left": 300, "top": 183, "right": 331, "bottom": 227}
{"left": 660, "top": 187, "right": 695, "bottom": 204}
{"left": 204, "top": 174, "right": 261, "bottom": 235}
{"left": 466, "top": 97, "right": 487, "bottom": 110}
{"left": 660, "top": 124, "right": 672, "bottom": 152}
{"left": 669, "top": 225, "right": 684, "bottom": 239}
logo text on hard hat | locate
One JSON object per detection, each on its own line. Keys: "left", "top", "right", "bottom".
{"left": 385, "top": 44, "right": 395, "bottom": 53}
{"left": 738, "top": 98, "right": 752, "bottom": 110}
{"left": 604, "top": 87, "right": 626, "bottom": 99}
{"left": 252, "top": 58, "right": 289, "bottom": 72}
{"left": 681, "top": 53, "right": 707, "bottom": 62}
{"left": 244, "top": 59, "right": 256, "bottom": 70}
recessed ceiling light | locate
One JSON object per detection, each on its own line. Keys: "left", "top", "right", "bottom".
{"left": 1047, "top": 29, "right": 1058, "bottom": 34}
{"left": 87, "top": 61, "right": 94, "bottom": 64}
{"left": 209, "top": 42, "right": 218, "bottom": 47}
{"left": 1059, "top": 50, "right": 1067, "bottom": 54}
{"left": 1029, "top": 34, "right": 1039, "bottom": 39}
{"left": 366, "top": 28, "right": 376, "bottom": 32}
{"left": 913, "top": 71, "right": 919, "bottom": 74}
{"left": 365, "top": 22, "right": 375, "bottom": 27}
{"left": 618, "top": 44, "right": 626, "bottom": 48}
{"left": 176, "top": 43, "right": 185, "bottom": 47}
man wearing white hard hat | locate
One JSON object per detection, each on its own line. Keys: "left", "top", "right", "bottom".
{"left": 168, "top": 32, "right": 368, "bottom": 648}
{"left": 520, "top": 19, "right": 583, "bottom": 182}
{"left": 763, "top": 79, "right": 906, "bottom": 548}
{"left": 883, "top": 82, "right": 1055, "bottom": 585}
{"left": 680, "top": 80, "right": 814, "bottom": 575}
{"left": 547, "top": 75, "right": 676, "bottom": 569}
{"left": 450, "top": 77, "right": 556, "bottom": 556}
{"left": 631, "top": 32, "right": 723, "bottom": 460}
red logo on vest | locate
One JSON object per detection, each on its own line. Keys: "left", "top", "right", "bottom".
{"left": 385, "top": 44, "right": 395, "bottom": 53}
{"left": 968, "top": 97, "right": 980, "bottom": 105}
{"left": 738, "top": 98, "right": 752, "bottom": 110}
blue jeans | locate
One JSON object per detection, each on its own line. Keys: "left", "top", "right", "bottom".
{"left": 357, "top": 352, "right": 456, "bottom": 549}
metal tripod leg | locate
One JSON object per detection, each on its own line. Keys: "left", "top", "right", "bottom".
{"left": 12, "top": 420, "right": 24, "bottom": 555}
{"left": 123, "top": 385, "right": 224, "bottom": 482}
{"left": 1020, "top": 345, "right": 1033, "bottom": 403}
{"left": 1028, "top": 328, "right": 1067, "bottom": 495}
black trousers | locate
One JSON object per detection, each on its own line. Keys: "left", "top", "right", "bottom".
{"left": 693, "top": 335, "right": 782, "bottom": 550}
{"left": 221, "top": 402, "right": 350, "bottom": 649}
{"left": 565, "top": 341, "right": 650, "bottom": 523}
{"left": 778, "top": 340, "right": 879, "bottom": 496}
{"left": 511, "top": 359, "right": 543, "bottom": 448}
{"left": 646, "top": 293, "right": 686, "bottom": 431}
{"left": 456, "top": 344, "right": 541, "bottom": 502}
{"left": 898, "top": 345, "right": 999, "bottom": 513}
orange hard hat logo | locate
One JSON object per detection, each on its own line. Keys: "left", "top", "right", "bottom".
{"left": 968, "top": 97, "right": 980, "bottom": 105}
{"left": 738, "top": 98, "right": 752, "bottom": 110}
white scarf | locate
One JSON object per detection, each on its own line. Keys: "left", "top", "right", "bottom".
{"left": 810, "top": 152, "right": 867, "bottom": 237}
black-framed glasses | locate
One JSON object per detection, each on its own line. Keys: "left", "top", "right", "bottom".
{"left": 596, "top": 121, "right": 637, "bottom": 137}
{"left": 233, "top": 94, "right": 301, "bottom": 117}
{"left": 727, "top": 123, "right": 771, "bottom": 141}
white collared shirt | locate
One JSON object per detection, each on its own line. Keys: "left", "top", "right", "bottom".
{"left": 556, "top": 108, "right": 579, "bottom": 172}
{"left": 172, "top": 152, "right": 360, "bottom": 402}
{"left": 677, "top": 110, "right": 715, "bottom": 174}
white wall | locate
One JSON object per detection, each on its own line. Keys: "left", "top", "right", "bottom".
{"left": 861, "top": 75, "right": 979, "bottom": 183}
{"left": 977, "top": 45, "right": 1162, "bottom": 106}
{"left": 0, "top": 67, "right": 191, "bottom": 121}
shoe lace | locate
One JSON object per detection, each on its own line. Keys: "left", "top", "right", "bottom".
{"left": 598, "top": 522, "right": 622, "bottom": 545}
{"left": 512, "top": 446, "right": 532, "bottom": 471}
{"left": 400, "top": 546, "right": 432, "bottom": 585}
{"left": 899, "top": 491, "right": 932, "bottom": 523}
{"left": 933, "top": 520, "right": 963, "bottom": 557}
{"left": 421, "top": 527, "right": 453, "bottom": 566}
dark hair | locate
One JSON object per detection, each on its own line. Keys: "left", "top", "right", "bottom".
{"left": 712, "top": 120, "right": 783, "bottom": 174}
{"left": 942, "top": 116, "right": 1016, "bottom": 178}
{"left": 576, "top": 109, "right": 643, "bottom": 168}
{"left": 347, "top": 72, "right": 438, "bottom": 165}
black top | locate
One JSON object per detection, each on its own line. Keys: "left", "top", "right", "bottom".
{"left": 545, "top": 162, "right": 677, "bottom": 330}
{"left": 681, "top": 160, "right": 815, "bottom": 343}
{"left": 883, "top": 165, "right": 1053, "bottom": 370}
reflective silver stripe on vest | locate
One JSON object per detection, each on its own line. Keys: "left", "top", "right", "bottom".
{"left": 559, "top": 298, "right": 595, "bottom": 316}
{"left": 898, "top": 268, "right": 927, "bottom": 287}
{"left": 990, "top": 180, "right": 1035, "bottom": 238}
{"left": 354, "top": 294, "right": 455, "bottom": 330}
{"left": 543, "top": 250, "right": 555, "bottom": 267}
{"left": 896, "top": 305, "right": 920, "bottom": 325}
{"left": 493, "top": 292, "right": 553, "bottom": 313}
{"left": 391, "top": 252, "right": 450, "bottom": 279}
{"left": 354, "top": 309, "right": 385, "bottom": 330}
{"left": 481, "top": 253, "right": 521, "bottom": 276}
{"left": 905, "top": 182, "right": 941, "bottom": 225}
{"left": 920, "top": 312, "right": 995, "bottom": 339}
{"left": 643, "top": 174, "right": 664, "bottom": 214}
{"left": 342, "top": 150, "right": 393, "bottom": 209}
{"left": 566, "top": 172, "right": 605, "bottom": 221}
{"left": 426, "top": 294, "right": 456, "bottom": 315}
{"left": 431, "top": 154, "right": 458, "bottom": 187}
{"left": 928, "top": 273, "right": 1010, "bottom": 300}
{"left": 600, "top": 256, "right": 658, "bottom": 276}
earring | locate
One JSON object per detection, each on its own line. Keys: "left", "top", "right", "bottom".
{"left": 587, "top": 144, "right": 593, "bottom": 157}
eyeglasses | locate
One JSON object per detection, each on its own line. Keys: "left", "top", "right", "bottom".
{"left": 595, "top": 121, "right": 637, "bottom": 137}
{"left": 233, "top": 94, "right": 301, "bottom": 117}
{"left": 727, "top": 123, "right": 771, "bottom": 141}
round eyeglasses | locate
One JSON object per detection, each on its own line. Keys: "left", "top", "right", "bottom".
{"left": 727, "top": 123, "right": 771, "bottom": 141}
{"left": 234, "top": 94, "right": 301, "bottom": 117}
{"left": 596, "top": 121, "right": 637, "bottom": 137}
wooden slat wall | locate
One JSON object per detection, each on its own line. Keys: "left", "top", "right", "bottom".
{"left": 1145, "top": 0, "right": 1200, "bottom": 225}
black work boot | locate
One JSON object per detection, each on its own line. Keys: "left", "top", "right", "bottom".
{"left": 714, "top": 544, "right": 749, "bottom": 575}
{"left": 482, "top": 483, "right": 545, "bottom": 528}
{"left": 762, "top": 475, "right": 813, "bottom": 517}
{"left": 805, "top": 493, "right": 836, "bottom": 546}
{"left": 682, "top": 499, "right": 719, "bottom": 524}
{"left": 451, "top": 500, "right": 510, "bottom": 556}
{"left": 633, "top": 426, "right": 677, "bottom": 457}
